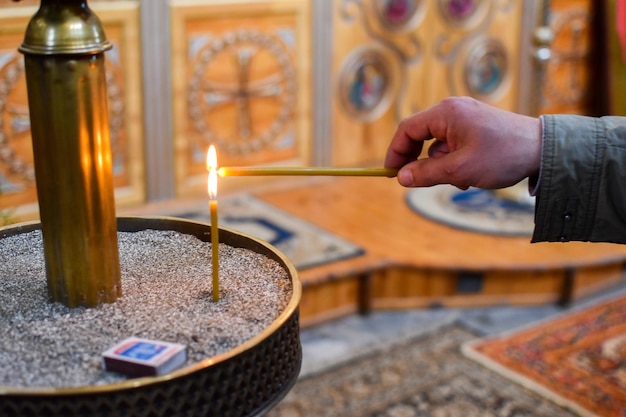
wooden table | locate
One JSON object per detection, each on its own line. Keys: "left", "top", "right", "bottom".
{"left": 256, "top": 177, "right": 626, "bottom": 326}
{"left": 125, "top": 177, "right": 626, "bottom": 327}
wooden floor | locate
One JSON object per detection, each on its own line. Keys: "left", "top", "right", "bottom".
{"left": 124, "top": 177, "right": 626, "bottom": 328}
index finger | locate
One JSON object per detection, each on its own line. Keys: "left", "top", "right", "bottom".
{"left": 384, "top": 108, "right": 441, "bottom": 168}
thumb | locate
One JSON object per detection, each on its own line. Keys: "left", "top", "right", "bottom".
{"left": 397, "top": 157, "right": 462, "bottom": 188}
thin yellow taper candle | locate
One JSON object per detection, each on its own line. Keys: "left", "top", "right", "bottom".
{"left": 209, "top": 198, "right": 219, "bottom": 302}
{"left": 218, "top": 167, "right": 398, "bottom": 178}
{"left": 207, "top": 146, "right": 219, "bottom": 302}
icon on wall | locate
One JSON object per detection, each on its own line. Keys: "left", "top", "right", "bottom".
{"left": 438, "top": 0, "right": 486, "bottom": 25}
{"left": 338, "top": 47, "right": 393, "bottom": 121}
{"left": 464, "top": 38, "right": 508, "bottom": 97}
{"left": 375, "top": 0, "right": 423, "bottom": 30}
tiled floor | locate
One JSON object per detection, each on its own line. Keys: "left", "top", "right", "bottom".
{"left": 298, "top": 281, "right": 626, "bottom": 377}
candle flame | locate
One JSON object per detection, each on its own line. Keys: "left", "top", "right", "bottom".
{"left": 207, "top": 145, "right": 218, "bottom": 200}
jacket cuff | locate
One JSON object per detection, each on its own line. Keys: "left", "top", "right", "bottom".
{"left": 531, "top": 114, "right": 601, "bottom": 242}
{"left": 527, "top": 115, "right": 545, "bottom": 197}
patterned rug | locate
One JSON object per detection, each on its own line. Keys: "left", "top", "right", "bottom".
{"left": 266, "top": 326, "right": 576, "bottom": 417}
{"left": 405, "top": 183, "right": 535, "bottom": 236}
{"left": 464, "top": 295, "right": 626, "bottom": 417}
{"left": 177, "top": 194, "right": 364, "bottom": 270}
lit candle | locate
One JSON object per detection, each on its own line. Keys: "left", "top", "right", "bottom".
{"left": 218, "top": 167, "right": 398, "bottom": 178}
{"left": 207, "top": 145, "right": 219, "bottom": 302}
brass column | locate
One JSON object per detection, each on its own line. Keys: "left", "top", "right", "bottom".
{"left": 19, "top": 0, "right": 121, "bottom": 307}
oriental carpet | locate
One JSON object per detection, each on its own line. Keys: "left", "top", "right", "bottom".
{"left": 464, "top": 294, "right": 626, "bottom": 417}
{"left": 266, "top": 326, "right": 576, "bottom": 417}
{"left": 405, "top": 183, "right": 535, "bottom": 236}
{"left": 177, "top": 194, "right": 364, "bottom": 269}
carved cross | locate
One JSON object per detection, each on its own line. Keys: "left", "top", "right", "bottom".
{"left": 202, "top": 47, "right": 284, "bottom": 139}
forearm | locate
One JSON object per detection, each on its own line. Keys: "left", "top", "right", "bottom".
{"left": 532, "top": 115, "right": 626, "bottom": 243}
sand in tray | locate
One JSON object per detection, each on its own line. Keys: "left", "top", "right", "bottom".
{"left": 0, "top": 229, "right": 292, "bottom": 388}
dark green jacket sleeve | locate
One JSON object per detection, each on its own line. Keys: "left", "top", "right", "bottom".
{"left": 532, "top": 114, "right": 626, "bottom": 243}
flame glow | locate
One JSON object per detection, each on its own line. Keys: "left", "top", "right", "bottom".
{"left": 207, "top": 145, "right": 218, "bottom": 200}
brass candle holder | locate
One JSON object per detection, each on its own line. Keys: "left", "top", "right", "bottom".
{"left": 0, "top": 217, "right": 302, "bottom": 417}
{"left": 3, "top": 1, "right": 303, "bottom": 415}
{"left": 19, "top": 0, "right": 121, "bottom": 307}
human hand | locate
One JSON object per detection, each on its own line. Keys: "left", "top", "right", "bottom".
{"left": 385, "top": 97, "right": 542, "bottom": 190}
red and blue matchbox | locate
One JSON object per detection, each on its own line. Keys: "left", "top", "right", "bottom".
{"left": 102, "top": 337, "right": 187, "bottom": 377}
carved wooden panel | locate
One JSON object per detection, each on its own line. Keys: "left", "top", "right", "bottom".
{"left": 605, "top": 0, "right": 626, "bottom": 115}
{"left": 330, "top": 0, "right": 527, "bottom": 167}
{"left": 0, "top": 2, "right": 144, "bottom": 220}
{"left": 170, "top": 0, "right": 311, "bottom": 197}
{"left": 539, "top": 0, "right": 595, "bottom": 115}
{"left": 330, "top": 0, "right": 426, "bottom": 167}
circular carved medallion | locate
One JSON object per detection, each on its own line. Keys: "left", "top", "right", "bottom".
{"left": 0, "top": 51, "right": 125, "bottom": 193}
{"left": 0, "top": 55, "right": 34, "bottom": 189}
{"left": 187, "top": 29, "right": 297, "bottom": 156}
